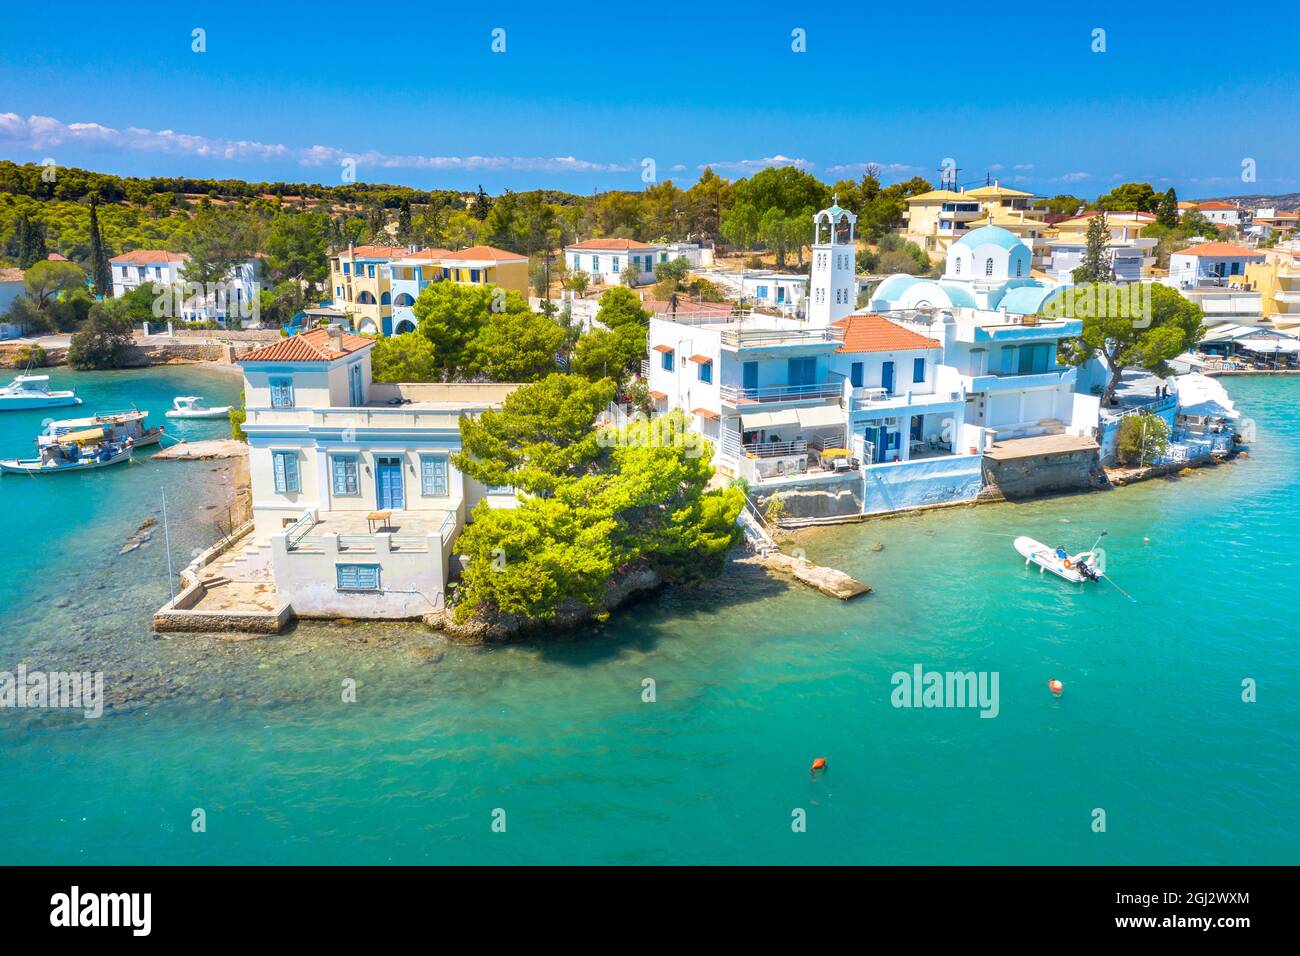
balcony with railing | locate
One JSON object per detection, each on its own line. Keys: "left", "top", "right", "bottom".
{"left": 964, "top": 366, "right": 1076, "bottom": 393}
{"left": 719, "top": 379, "right": 843, "bottom": 406}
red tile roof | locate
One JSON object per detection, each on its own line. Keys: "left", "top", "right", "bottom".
{"left": 404, "top": 247, "right": 454, "bottom": 260}
{"left": 342, "top": 245, "right": 406, "bottom": 259}
{"left": 692, "top": 408, "right": 720, "bottom": 420}
{"left": 1172, "top": 242, "right": 1264, "bottom": 258}
{"left": 1194, "top": 201, "right": 1237, "bottom": 210}
{"left": 236, "top": 327, "right": 375, "bottom": 364}
{"left": 46, "top": 252, "right": 68, "bottom": 261}
{"left": 567, "top": 238, "right": 656, "bottom": 251}
{"left": 441, "top": 245, "right": 527, "bottom": 263}
{"left": 687, "top": 354, "right": 712, "bottom": 364}
{"left": 652, "top": 344, "right": 674, "bottom": 353}
{"left": 833, "top": 314, "right": 940, "bottom": 353}
{"left": 109, "top": 250, "right": 189, "bottom": 264}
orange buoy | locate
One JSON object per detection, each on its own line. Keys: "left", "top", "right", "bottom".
{"left": 810, "top": 757, "right": 827, "bottom": 773}
{"left": 1048, "top": 679, "right": 1064, "bottom": 695}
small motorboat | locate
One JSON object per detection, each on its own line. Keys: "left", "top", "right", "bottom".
{"left": 0, "top": 374, "right": 81, "bottom": 411}
{"left": 38, "top": 410, "right": 164, "bottom": 450}
{"left": 1014, "top": 536, "right": 1102, "bottom": 584}
{"left": 165, "top": 395, "right": 232, "bottom": 419}
{"left": 0, "top": 439, "right": 132, "bottom": 475}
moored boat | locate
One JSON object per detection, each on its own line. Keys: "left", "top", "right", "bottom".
{"left": 0, "top": 440, "right": 132, "bottom": 475}
{"left": 37, "top": 409, "right": 164, "bottom": 450}
{"left": 0, "top": 375, "right": 81, "bottom": 411}
{"left": 1013, "top": 536, "right": 1102, "bottom": 584}
{"left": 165, "top": 396, "right": 232, "bottom": 419}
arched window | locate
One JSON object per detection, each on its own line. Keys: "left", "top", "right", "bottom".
{"left": 984, "top": 258, "right": 994, "bottom": 276}
{"left": 393, "top": 293, "right": 415, "bottom": 307}
{"left": 394, "top": 319, "right": 417, "bottom": 334}
{"left": 380, "top": 291, "right": 391, "bottom": 305}
{"left": 356, "top": 291, "right": 376, "bottom": 304}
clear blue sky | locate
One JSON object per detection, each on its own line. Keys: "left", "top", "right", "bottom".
{"left": 2, "top": 0, "right": 1298, "bottom": 199}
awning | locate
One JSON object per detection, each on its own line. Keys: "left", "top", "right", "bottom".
{"left": 687, "top": 354, "right": 712, "bottom": 364}
{"left": 796, "top": 405, "right": 845, "bottom": 428}
{"left": 647, "top": 390, "right": 668, "bottom": 401}
{"left": 652, "top": 344, "right": 674, "bottom": 353}
{"left": 692, "top": 407, "right": 720, "bottom": 421}
{"left": 64, "top": 427, "right": 105, "bottom": 444}
{"left": 740, "top": 408, "right": 799, "bottom": 430}
{"left": 1238, "top": 336, "right": 1300, "bottom": 353}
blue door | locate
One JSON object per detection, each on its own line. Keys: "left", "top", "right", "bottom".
{"left": 881, "top": 361, "right": 895, "bottom": 394}
{"left": 376, "top": 456, "right": 404, "bottom": 509}
{"left": 864, "top": 425, "right": 886, "bottom": 464}
{"left": 743, "top": 362, "right": 758, "bottom": 393}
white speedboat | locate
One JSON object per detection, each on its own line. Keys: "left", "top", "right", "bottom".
{"left": 0, "top": 375, "right": 81, "bottom": 411}
{"left": 0, "top": 441, "right": 132, "bottom": 475}
{"left": 1014, "top": 536, "right": 1102, "bottom": 584}
{"left": 165, "top": 395, "right": 232, "bottom": 419}
{"left": 38, "top": 410, "right": 164, "bottom": 450}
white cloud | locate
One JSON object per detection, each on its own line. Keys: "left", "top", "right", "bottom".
{"left": 0, "top": 112, "right": 631, "bottom": 174}
{"left": 1014, "top": 163, "right": 1035, "bottom": 171}
{"left": 1057, "top": 171, "right": 1091, "bottom": 183}
{"left": 701, "top": 154, "right": 813, "bottom": 173}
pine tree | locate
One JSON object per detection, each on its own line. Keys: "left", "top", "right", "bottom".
{"left": 397, "top": 198, "right": 413, "bottom": 245}
{"left": 88, "top": 198, "right": 113, "bottom": 297}
{"left": 1156, "top": 187, "right": 1179, "bottom": 229}
{"left": 1072, "top": 213, "right": 1114, "bottom": 284}
{"left": 472, "top": 185, "right": 492, "bottom": 221}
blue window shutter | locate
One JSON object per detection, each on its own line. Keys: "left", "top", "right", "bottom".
{"left": 851, "top": 362, "right": 864, "bottom": 388}
{"left": 273, "top": 452, "right": 286, "bottom": 492}
{"left": 913, "top": 357, "right": 925, "bottom": 383}
{"left": 283, "top": 453, "right": 300, "bottom": 493}
{"left": 420, "top": 455, "right": 448, "bottom": 496}
{"left": 336, "top": 564, "right": 380, "bottom": 591}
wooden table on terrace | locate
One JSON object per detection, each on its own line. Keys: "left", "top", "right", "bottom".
{"left": 366, "top": 510, "right": 392, "bottom": 533}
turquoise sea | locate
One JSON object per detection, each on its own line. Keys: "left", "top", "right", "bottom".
{"left": 0, "top": 369, "right": 1297, "bottom": 865}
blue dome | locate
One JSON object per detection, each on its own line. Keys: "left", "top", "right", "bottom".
{"left": 935, "top": 282, "right": 978, "bottom": 309}
{"left": 871, "top": 274, "right": 924, "bottom": 303}
{"left": 954, "top": 225, "right": 1024, "bottom": 252}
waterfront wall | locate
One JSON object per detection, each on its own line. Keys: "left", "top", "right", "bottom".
{"left": 752, "top": 474, "right": 862, "bottom": 520}
{"left": 153, "top": 580, "right": 293, "bottom": 634}
{"left": 980, "top": 447, "right": 1099, "bottom": 501}
{"left": 270, "top": 531, "right": 451, "bottom": 618}
{"left": 862, "top": 455, "right": 984, "bottom": 515}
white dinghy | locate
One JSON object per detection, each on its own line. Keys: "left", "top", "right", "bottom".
{"left": 1014, "top": 536, "right": 1103, "bottom": 584}
{"left": 165, "top": 396, "right": 232, "bottom": 419}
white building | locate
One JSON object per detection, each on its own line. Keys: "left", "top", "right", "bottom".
{"left": 641, "top": 211, "right": 1096, "bottom": 518}
{"left": 1166, "top": 242, "right": 1266, "bottom": 289}
{"left": 1193, "top": 201, "right": 1243, "bottom": 228}
{"left": 236, "top": 327, "right": 520, "bottom": 618}
{"left": 565, "top": 238, "right": 660, "bottom": 286}
{"left": 110, "top": 249, "right": 262, "bottom": 325}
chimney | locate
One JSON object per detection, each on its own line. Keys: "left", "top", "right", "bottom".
{"left": 329, "top": 325, "right": 344, "bottom": 351}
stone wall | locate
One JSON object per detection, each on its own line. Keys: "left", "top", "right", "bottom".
{"left": 980, "top": 448, "right": 1100, "bottom": 501}
{"left": 751, "top": 476, "right": 862, "bottom": 520}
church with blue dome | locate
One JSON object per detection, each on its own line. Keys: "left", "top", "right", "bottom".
{"left": 869, "top": 225, "right": 1062, "bottom": 316}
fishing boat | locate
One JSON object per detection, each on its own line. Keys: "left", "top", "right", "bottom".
{"left": 0, "top": 374, "right": 81, "bottom": 411}
{"left": 1013, "top": 536, "right": 1102, "bottom": 584}
{"left": 37, "top": 409, "right": 164, "bottom": 450}
{"left": 0, "top": 438, "right": 132, "bottom": 475}
{"left": 165, "top": 396, "right": 231, "bottom": 419}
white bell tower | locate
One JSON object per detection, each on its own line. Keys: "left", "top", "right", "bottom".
{"left": 807, "top": 198, "right": 857, "bottom": 326}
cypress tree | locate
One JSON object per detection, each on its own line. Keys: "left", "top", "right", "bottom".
{"left": 397, "top": 198, "right": 413, "bottom": 245}
{"left": 1156, "top": 188, "right": 1179, "bottom": 229}
{"left": 18, "top": 214, "right": 47, "bottom": 269}
{"left": 88, "top": 198, "right": 113, "bottom": 297}
{"left": 1072, "top": 213, "right": 1114, "bottom": 284}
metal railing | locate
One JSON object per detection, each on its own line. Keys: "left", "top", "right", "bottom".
{"left": 720, "top": 381, "right": 842, "bottom": 404}
{"left": 285, "top": 510, "right": 316, "bottom": 551}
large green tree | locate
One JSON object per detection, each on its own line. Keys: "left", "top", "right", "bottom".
{"left": 454, "top": 373, "right": 616, "bottom": 496}
{"left": 67, "top": 297, "right": 138, "bottom": 369}
{"left": 469, "top": 308, "right": 565, "bottom": 382}
{"left": 371, "top": 331, "right": 438, "bottom": 382}
{"left": 1053, "top": 283, "right": 1204, "bottom": 404}
{"left": 23, "top": 259, "right": 86, "bottom": 309}
{"left": 721, "top": 166, "right": 830, "bottom": 267}
{"left": 412, "top": 282, "right": 518, "bottom": 379}
{"left": 1072, "top": 214, "right": 1114, "bottom": 283}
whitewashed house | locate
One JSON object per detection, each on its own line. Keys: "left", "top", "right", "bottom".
{"left": 565, "top": 238, "right": 660, "bottom": 285}
{"left": 237, "top": 327, "right": 520, "bottom": 618}
{"left": 641, "top": 211, "right": 1104, "bottom": 518}
{"left": 110, "top": 249, "right": 262, "bottom": 325}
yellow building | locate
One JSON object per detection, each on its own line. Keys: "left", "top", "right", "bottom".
{"left": 901, "top": 182, "right": 1044, "bottom": 255}
{"left": 1246, "top": 251, "right": 1300, "bottom": 329}
{"left": 327, "top": 244, "right": 530, "bottom": 335}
